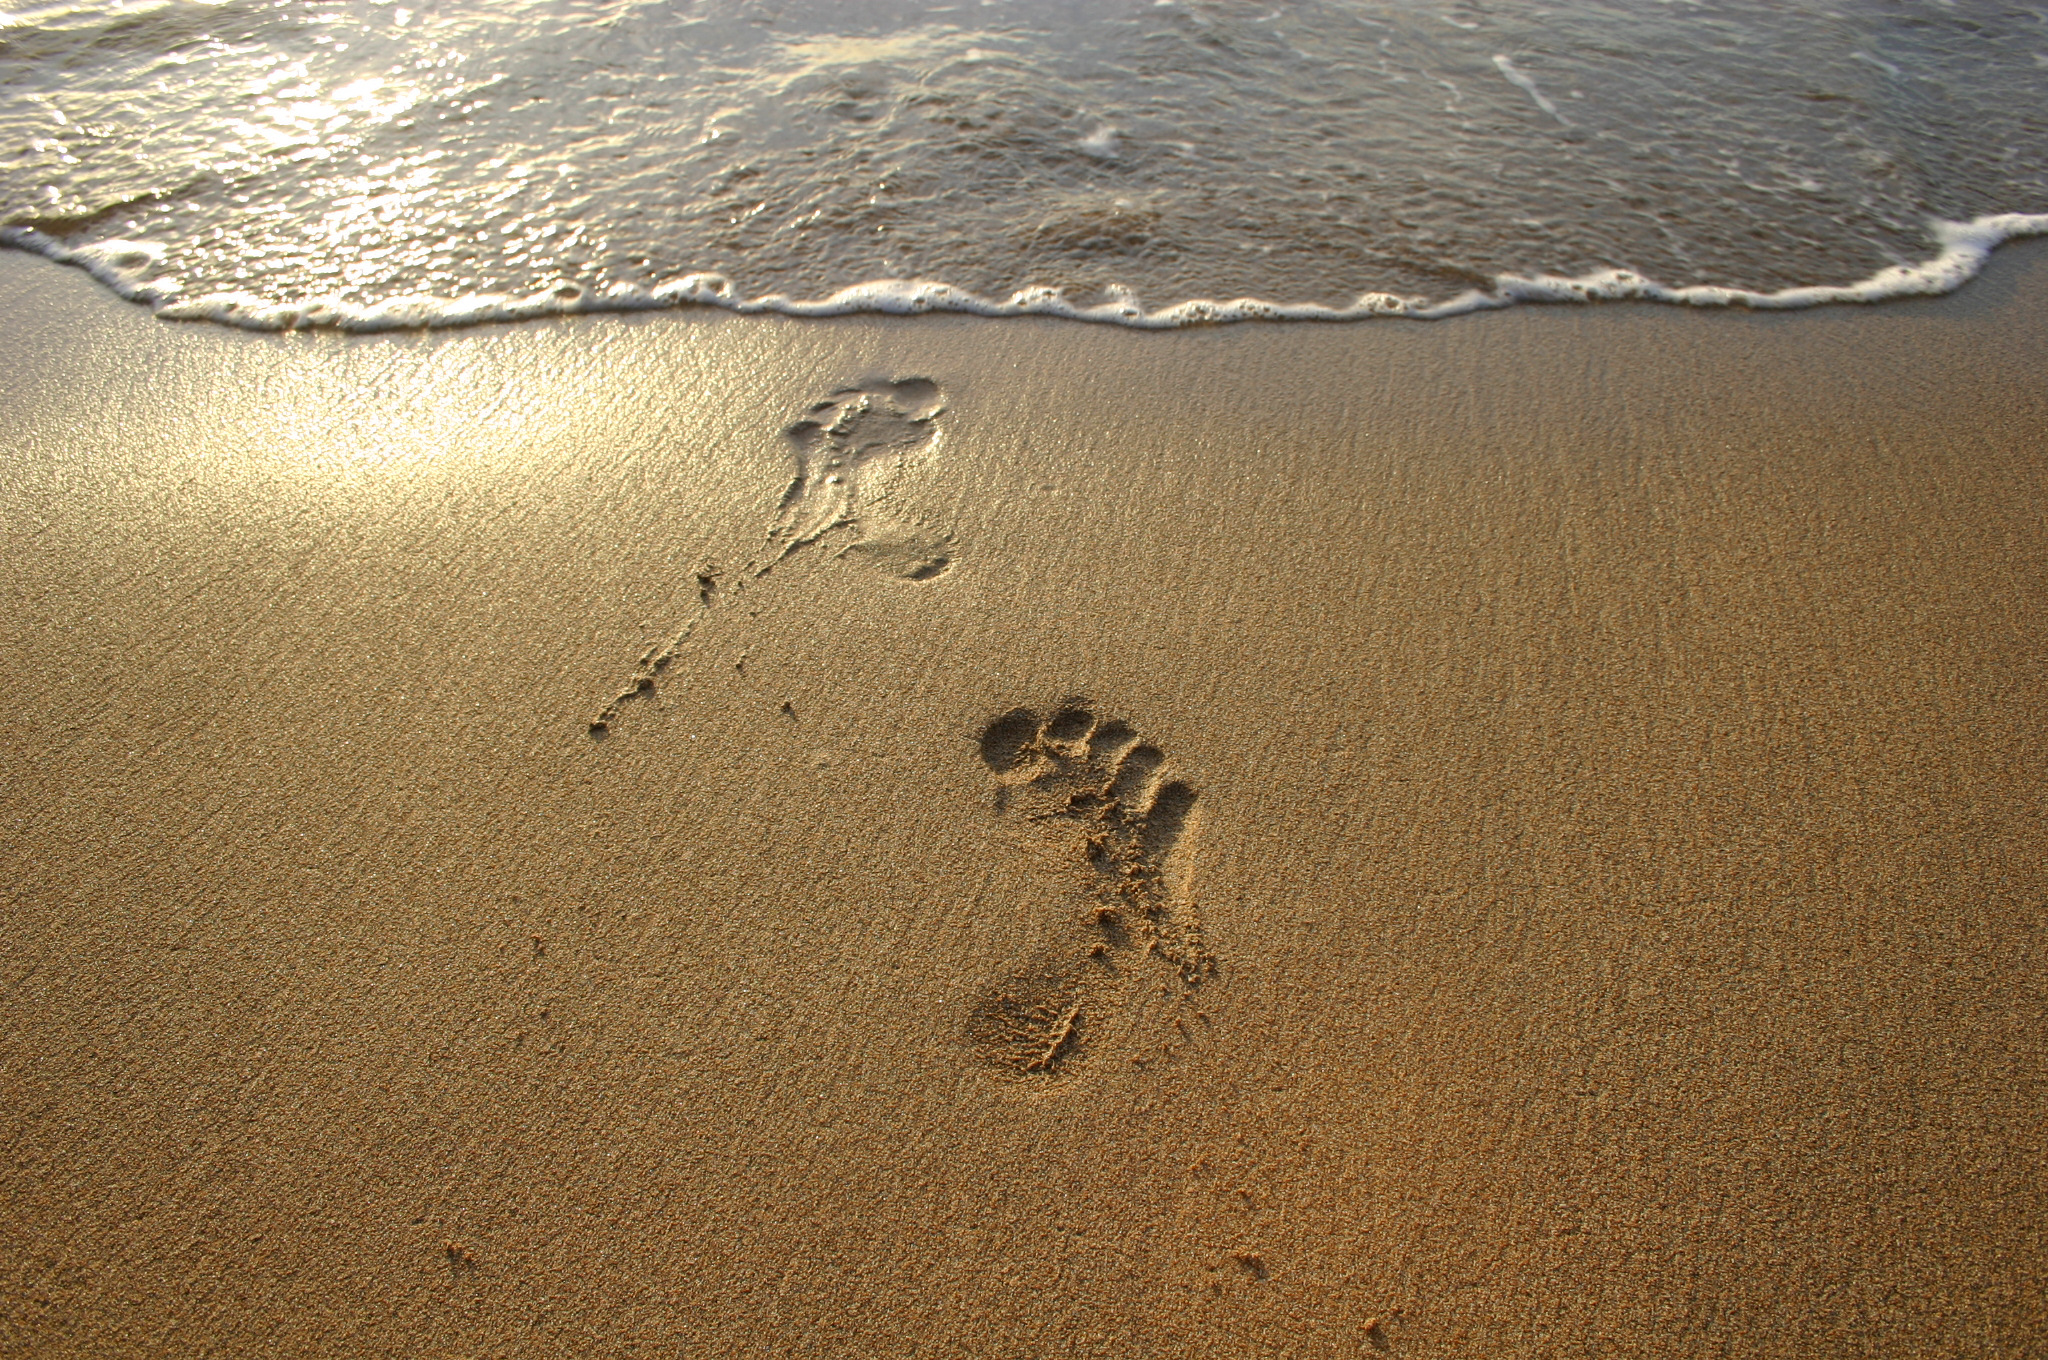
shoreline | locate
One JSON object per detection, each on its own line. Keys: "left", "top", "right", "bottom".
{"left": 3, "top": 243, "right": 2046, "bottom": 1357}
{"left": 7, "top": 210, "right": 2048, "bottom": 333}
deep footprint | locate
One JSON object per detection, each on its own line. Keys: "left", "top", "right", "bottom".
{"left": 587, "top": 376, "right": 948, "bottom": 738}
{"left": 968, "top": 701, "right": 1211, "bottom": 1076}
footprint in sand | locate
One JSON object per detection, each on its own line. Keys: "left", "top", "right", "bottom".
{"left": 967, "top": 702, "right": 1212, "bottom": 1076}
{"left": 775, "top": 377, "right": 951, "bottom": 579}
{"left": 589, "top": 376, "right": 949, "bottom": 738}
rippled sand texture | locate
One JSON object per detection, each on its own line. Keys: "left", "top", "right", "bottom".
{"left": 4, "top": 246, "right": 2048, "bottom": 1356}
{"left": 6, "top": 0, "right": 2048, "bottom": 324}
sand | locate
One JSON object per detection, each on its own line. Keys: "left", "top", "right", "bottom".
{"left": 3, "top": 244, "right": 2046, "bottom": 1358}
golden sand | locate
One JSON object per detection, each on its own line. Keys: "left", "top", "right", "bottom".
{"left": 3, "top": 245, "right": 2045, "bottom": 1356}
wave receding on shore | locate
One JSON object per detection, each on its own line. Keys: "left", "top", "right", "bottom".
{"left": 7, "top": 212, "right": 2048, "bottom": 333}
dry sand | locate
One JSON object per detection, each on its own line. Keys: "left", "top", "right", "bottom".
{"left": 3, "top": 244, "right": 2046, "bottom": 1358}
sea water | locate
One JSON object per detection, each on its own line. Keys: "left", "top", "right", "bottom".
{"left": 3, "top": 0, "right": 2046, "bottom": 329}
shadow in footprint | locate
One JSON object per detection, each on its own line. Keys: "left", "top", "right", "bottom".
{"left": 966, "top": 966, "right": 1086, "bottom": 1075}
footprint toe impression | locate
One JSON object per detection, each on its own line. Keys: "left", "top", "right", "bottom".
{"left": 967, "top": 702, "right": 1212, "bottom": 1077}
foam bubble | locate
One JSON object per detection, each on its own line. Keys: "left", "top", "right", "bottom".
{"left": 1077, "top": 125, "right": 1120, "bottom": 159}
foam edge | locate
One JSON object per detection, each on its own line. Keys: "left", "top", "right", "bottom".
{"left": 5, "top": 213, "right": 2047, "bottom": 333}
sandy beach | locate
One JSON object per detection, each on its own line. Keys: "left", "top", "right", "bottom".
{"left": 4, "top": 244, "right": 2046, "bottom": 1357}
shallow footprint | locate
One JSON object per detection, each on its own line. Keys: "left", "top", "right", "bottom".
{"left": 587, "top": 376, "right": 948, "bottom": 738}
{"left": 774, "top": 376, "right": 948, "bottom": 568}
{"left": 967, "top": 700, "right": 1211, "bottom": 1077}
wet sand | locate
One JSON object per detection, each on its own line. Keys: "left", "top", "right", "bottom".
{"left": 3, "top": 245, "right": 2045, "bottom": 1358}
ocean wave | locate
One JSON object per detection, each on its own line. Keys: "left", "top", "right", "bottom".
{"left": 8, "top": 213, "right": 2047, "bottom": 332}
{"left": 9, "top": 0, "right": 2048, "bottom": 336}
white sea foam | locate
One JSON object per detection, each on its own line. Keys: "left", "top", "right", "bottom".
{"left": 1492, "top": 55, "right": 1569, "bottom": 127}
{"left": 1077, "top": 125, "right": 1121, "bottom": 160}
{"left": 9, "top": 214, "right": 2047, "bottom": 333}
